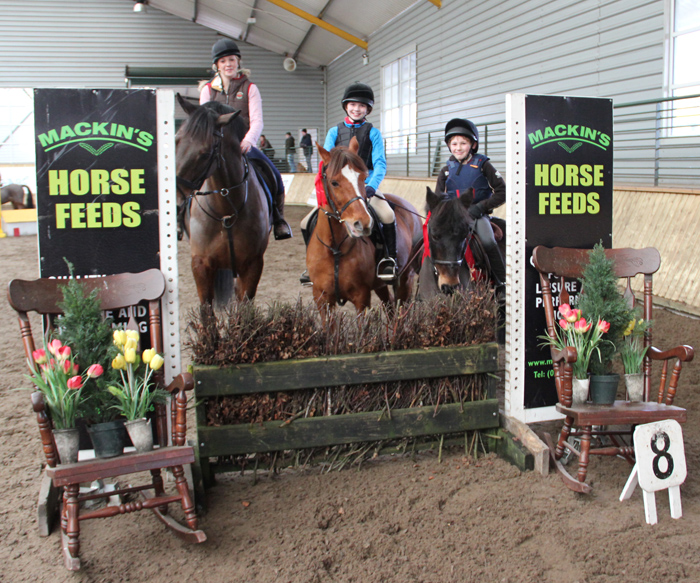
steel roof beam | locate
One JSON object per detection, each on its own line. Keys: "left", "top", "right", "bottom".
{"left": 265, "top": 0, "right": 368, "bottom": 50}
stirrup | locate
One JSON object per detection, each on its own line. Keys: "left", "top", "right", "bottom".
{"left": 376, "top": 257, "right": 397, "bottom": 281}
{"left": 273, "top": 220, "right": 293, "bottom": 240}
{"left": 299, "top": 270, "right": 312, "bottom": 286}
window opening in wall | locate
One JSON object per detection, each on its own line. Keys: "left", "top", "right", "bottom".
{"left": 667, "top": 0, "right": 700, "bottom": 136}
{"left": 381, "top": 52, "right": 416, "bottom": 155}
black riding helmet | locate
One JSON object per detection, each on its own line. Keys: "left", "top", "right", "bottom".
{"left": 212, "top": 38, "right": 241, "bottom": 64}
{"left": 444, "top": 118, "right": 479, "bottom": 153}
{"left": 342, "top": 82, "right": 374, "bottom": 114}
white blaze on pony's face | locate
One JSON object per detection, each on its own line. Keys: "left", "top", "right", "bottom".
{"left": 341, "top": 164, "right": 373, "bottom": 237}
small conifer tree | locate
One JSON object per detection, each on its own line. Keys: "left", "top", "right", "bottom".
{"left": 55, "top": 261, "right": 119, "bottom": 421}
{"left": 578, "top": 242, "right": 635, "bottom": 375}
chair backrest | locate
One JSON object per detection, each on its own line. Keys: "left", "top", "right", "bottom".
{"left": 7, "top": 268, "right": 166, "bottom": 370}
{"left": 532, "top": 246, "right": 661, "bottom": 403}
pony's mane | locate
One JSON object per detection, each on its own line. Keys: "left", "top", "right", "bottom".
{"left": 181, "top": 101, "right": 247, "bottom": 143}
{"left": 327, "top": 146, "right": 368, "bottom": 178}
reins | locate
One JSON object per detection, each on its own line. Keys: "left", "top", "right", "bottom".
{"left": 177, "top": 124, "right": 252, "bottom": 277}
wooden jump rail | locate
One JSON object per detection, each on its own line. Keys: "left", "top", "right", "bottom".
{"left": 192, "top": 342, "right": 500, "bottom": 501}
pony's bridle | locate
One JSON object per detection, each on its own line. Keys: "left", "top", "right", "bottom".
{"left": 319, "top": 163, "right": 368, "bottom": 223}
{"left": 177, "top": 127, "right": 250, "bottom": 195}
{"left": 427, "top": 223, "right": 471, "bottom": 277}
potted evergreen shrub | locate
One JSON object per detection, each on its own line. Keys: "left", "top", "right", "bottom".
{"left": 55, "top": 271, "right": 126, "bottom": 458}
{"left": 577, "top": 243, "right": 636, "bottom": 404}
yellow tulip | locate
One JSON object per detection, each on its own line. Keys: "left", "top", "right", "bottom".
{"left": 142, "top": 348, "right": 156, "bottom": 364}
{"left": 113, "top": 330, "right": 127, "bottom": 346}
{"left": 112, "top": 354, "right": 126, "bottom": 370}
{"left": 126, "top": 330, "right": 140, "bottom": 342}
{"left": 124, "top": 337, "right": 138, "bottom": 352}
{"left": 149, "top": 354, "right": 165, "bottom": 371}
{"left": 124, "top": 347, "right": 137, "bottom": 364}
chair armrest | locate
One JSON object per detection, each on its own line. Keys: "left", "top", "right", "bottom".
{"left": 648, "top": 345, "right": 694, "bottom": 362}
{"left": 166, "top": 373, "right": 194, "bottom": 447}
{"left": 551, "top": 346, "right": 578, "bottom": 365}
{"left": 165, "top": 371, "right": 195, "bottom": 395}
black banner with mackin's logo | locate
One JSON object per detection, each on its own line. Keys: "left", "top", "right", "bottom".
{"left": 34, "top": 89, "right": 159, "bottom": 277}
{"left": 524, "top": 94, "right": 613, "bottom": 409}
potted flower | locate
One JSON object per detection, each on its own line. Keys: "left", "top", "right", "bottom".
{"left": 618, "top": 316, "right": 651, "bottom": 401}
{"left": 539, "top": 303, "right": 610, "bottom": 404}
{"left": 577, "top": 243, "right": 636, "bottom": 403}
{"left": 26, "top": 339, "right": 104, "bottom": 463}
{"left": 108, "top": 329, "right": 167, "bottom": 453}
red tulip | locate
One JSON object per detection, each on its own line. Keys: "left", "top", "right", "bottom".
{"left": 597, "top": 319, "right": 610, "bottom": 333}
{"left": 87, "top": 364, "right": 104, "bottom": 378}
{"left": 63, "top": 359, "right": 73, "bottom": 374}
{"left": 67, "top": 376, "right": 83, "bottom": 390}
{"left": 47, "top": 339, "right": 63, "bottom": 356}
{"left": 558, "top": 318, "right": 570, "bottom": 330}
{"left": 56, "top": 345, "right": 72, "bottom": 361}
{"left": 558, "top": 304, "right": 572, "bottom": 318}
{"left": 574, "top": 318, "right": 592, "bottom": 333}
{"left": 32, "top": 349, "right": 47, "bottom": 364}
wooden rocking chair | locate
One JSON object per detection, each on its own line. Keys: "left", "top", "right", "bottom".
{"left": 532, "top": 246, "right": 694, "bottom": 493}
{"left": 7, "top": 269, "right": 206, "bottom": 570}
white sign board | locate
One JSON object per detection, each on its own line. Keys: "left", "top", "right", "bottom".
{"left": 620, "top": 420, "right": 686, "bottom": 524}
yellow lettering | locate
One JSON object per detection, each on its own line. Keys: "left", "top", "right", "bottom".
{"left": 561, "top": 192, "right": 571, "bottom": 214}
{"left": 111, "top": 169, "right": 130, "bottom": 194}
{"left": 49, "top": 170, "right": 69, "bottom": 195}
{"left": 70, "top": 203, "right": 87, "bottom": 228}
{"left": 86, "top": 202, "right": 102, "bottom": 228}
{"left": 579, "top": 165, "right": 592, "bottom": 187}
{"left": 103, "top": 203, "right": 122, "bottom": 227}
{"left": 55, "top": 204, "right": 71, "bottom": 228}
{"left": 587, "top": 192, "right": 600, "bottom": 214}
{"left": 539, "top": 192, "right": 550, "bottom": 214}
{"left": 535, "top": 164, "right": 549, "bottom": 186}
{"left": 593, "top": 165, "right": 604, "bottom": 186}
{"left": 122, "top": 201, "right": 141, "bottom": 227}
{"left": 550, "top": 165, "right": 564, "bottom": 187}
{"left": 90, "top": 169, "right": 110, "bottom": 195}
{"left": 130, "top": 169, "right": 145, "bottom": 194}
{"left": 565, "top": 165, "right": 579, "bottom": 186}
{"left": 69, "top": 170, "right": 90, "bottom": 195}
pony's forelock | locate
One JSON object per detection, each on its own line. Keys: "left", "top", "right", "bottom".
{"left": 327, "top": 146, "right": 368, "bottom": 180}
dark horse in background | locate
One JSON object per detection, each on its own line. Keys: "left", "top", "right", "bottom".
{"left": 1, "top": 183, "right": 34, "bottom": 209}
{"left": 175, "top": 95, "right": 271, "bottom": 306}
{"left": 307, "top": 139, "right": 423, "bottom": 314}
{"left": 417, "top": 187, "right": 506, "bottom": 299}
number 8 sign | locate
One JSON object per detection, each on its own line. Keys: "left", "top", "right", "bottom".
{"left": 620, "top": 419, "right": 687, "bottom": 524}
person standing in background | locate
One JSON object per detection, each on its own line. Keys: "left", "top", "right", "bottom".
{"left": 300, "top": 129, "right": 313, "bottom": 172}
{"left": 285, "top": 132, "right": 296, "bottom": 173}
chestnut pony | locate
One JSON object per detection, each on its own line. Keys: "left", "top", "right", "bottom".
{"left": 176, "top": 95, "right": 270, "bottom": 305}
{"left": 307, "top": 139, "right": 422, "bottom": 313}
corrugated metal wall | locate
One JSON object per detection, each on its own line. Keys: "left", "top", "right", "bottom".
{"left": 326, "top": 0, "right": 667, "bottom": 177}
{"left": 0, "top": 0, "right": 325, "bottom": 164}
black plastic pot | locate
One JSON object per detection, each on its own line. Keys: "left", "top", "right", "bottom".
{"left": 87, "top": 419, "right": 127, "bottom": 458}
{"left": 589, "top": 374, "right": 620, "bottom": 405}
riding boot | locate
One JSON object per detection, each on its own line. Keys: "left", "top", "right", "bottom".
{"left": 377, "top": 221, "right": 398, "bottom": 281}
{"left": 299, "top": 226, "right": 312, "bottom": 285}
{"left": 272, "top": 192, "right": 292, "bottom": 240}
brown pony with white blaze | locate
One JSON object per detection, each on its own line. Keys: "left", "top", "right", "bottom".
{"left": 175, "top": 95, "right": 270, "bottom": 306}
{"left": 307, "top": 138, "right": 422, "bottom": 314}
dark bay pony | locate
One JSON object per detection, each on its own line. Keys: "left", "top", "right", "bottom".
{"left": 417, "top": 187, "right": 506, "bottom": 299}
{"left": 307, "top": 139, "right": 422, "bottom": 313}
{"left": 1, "top": 184, "right": 34, "bottom": 209}
{"left": 175, "top": 95, "right": 270, "bottom": 305}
